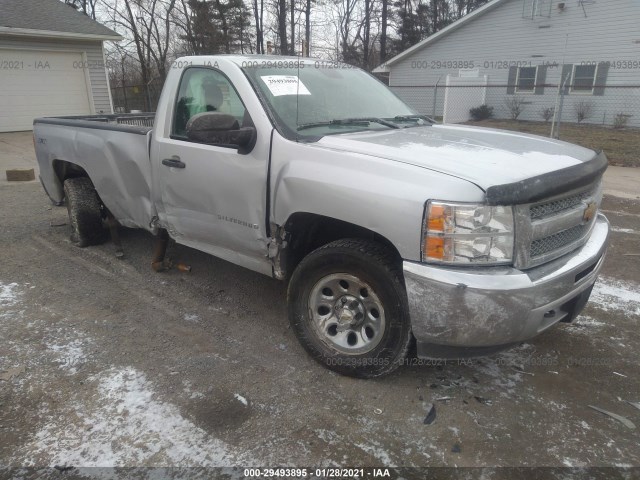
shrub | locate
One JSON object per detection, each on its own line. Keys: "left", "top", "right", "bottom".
{"left": 540, "top": 106, "right": 555, "bottom": 123}
{"left": 574, "top": 100, "right": 594, "bottom": 123}
{"left": 469, "top": 104, "right": 494, "bottom": 121}
{"left": 504, "top": 96, "right": 526, "bottom": 120}
{"left": 613, "top": 113, "right": 631, "bottom": 129}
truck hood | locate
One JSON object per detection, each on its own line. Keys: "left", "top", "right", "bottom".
{"left": 317, "top": 124, "right": 598, "bottom": 192}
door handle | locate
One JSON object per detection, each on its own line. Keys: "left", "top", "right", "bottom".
{"left": 162, "top": 157, "right": 186, "bottom": 169}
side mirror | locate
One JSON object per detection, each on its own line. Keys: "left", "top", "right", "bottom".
{"left": 185, "top": 112, "right": 257, "bottom": 154}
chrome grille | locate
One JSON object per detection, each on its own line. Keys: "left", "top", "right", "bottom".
{"left": 530, "top": 224, "right": 588, "bottom": 258}
{"left": 513, "top": 178, "right": 603, "bottom": 269}
{"left": 530, "top": 188, "right": 595, "bottom": 220}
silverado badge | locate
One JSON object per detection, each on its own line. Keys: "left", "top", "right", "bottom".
{"left": 583, "top": 202, "right": 597, "bottom": 223}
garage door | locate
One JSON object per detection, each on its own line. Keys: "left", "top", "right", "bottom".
{"left": 0, "top": 49, "right": 92, "bottom": 132}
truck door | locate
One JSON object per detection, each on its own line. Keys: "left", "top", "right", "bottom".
{"left": 153, "top": 66, "right": 270, "bottom": 273}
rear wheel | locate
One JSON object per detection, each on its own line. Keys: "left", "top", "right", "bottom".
{"left": 288, "top": 238, "right": 412, "bottom": 378}
{"left": 63, "top": 177, "right": 106, "bottom": 247}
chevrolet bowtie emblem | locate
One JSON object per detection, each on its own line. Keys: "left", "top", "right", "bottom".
{"left": 583, "top": 202, "right": 597, "bottom": 223}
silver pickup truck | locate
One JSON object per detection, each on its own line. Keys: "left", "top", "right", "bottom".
{"left": 34, "top": 55, "right": 609, "bottom": 378}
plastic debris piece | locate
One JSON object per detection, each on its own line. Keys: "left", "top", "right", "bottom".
{"left": 423, "top": 404, "right": 436, "bottom": 425}
{"left": 588, "top": 405, "right": 636, "bottom": 430}
{"left": 474, "top": 396, "right": 493, "bottom": 406}
{"left": 626, "top": 401, "right": 640, "bottom": 412}
{"left": 176, "top": 263, "right": 192, "bottom": 272}
{"left": 54, "top": 465, "right": 74, "bottom": 473}
{"left": 436, "top": 396, "right": 453, "bottom": 401}
{"left": 612, "top": 372, "right": 627, "bottom": 377}
{"left": 451, "top": 443, "right": 461, "bottom": 453}
{"left": 374, "top": 408, "right": 383, "bottom": 415}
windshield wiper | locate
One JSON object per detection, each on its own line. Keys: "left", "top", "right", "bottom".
{"left": 391, "top": 114, "right": 435, "bottom": 124}
{"left": 297, "top": 117, "right": 399, "bottom": 131}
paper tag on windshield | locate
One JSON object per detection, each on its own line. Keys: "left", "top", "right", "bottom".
{"left": 261, "top": 75, "right": 311, "bottom": 96}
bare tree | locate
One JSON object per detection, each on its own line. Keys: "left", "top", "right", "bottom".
{"left": 380, "top": 0, "right": 388, "bottom": 62}
{"left": 304, "top": 0, "right": 311, "bottom": 55}
{"left": 64, "top": 0, "right": 99, "bottom": 19}
{"left": 252, "top": 0, "right": 265, "bottom": 53}
{"left": 103, "top": 0, "right": 177, "bottom": 109}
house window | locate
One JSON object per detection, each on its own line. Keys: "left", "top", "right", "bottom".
{"left": 571, "top": 64, "right": 598, "bottom": 93}
{"left": 516, "top": 66, "right": 538, "bottom": 92}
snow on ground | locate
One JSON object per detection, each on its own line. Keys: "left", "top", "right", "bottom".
{"left": 20, "top": 366, "right": 255, "bottom": 467}
{"left": 591, "top": 277, "right": 640, "bottom": 316}
{"left": 0, "top": 281, "right": 258, "bottom": 469}
{"left": 610, "top": 227, "right": 636, "bottom": 234}
{"left": 46, "top": 338, "right": 89, "bottom": 375}
{"left": 0, "top": 281, "right": 20, "bottom": 306}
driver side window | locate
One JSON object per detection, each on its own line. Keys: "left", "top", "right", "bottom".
{"left": 172, "top": 67, "right": 248, "bottom": 139}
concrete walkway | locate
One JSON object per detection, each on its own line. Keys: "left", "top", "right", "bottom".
{"left": 1, "top": 131, "right": 638, "bottom": 198}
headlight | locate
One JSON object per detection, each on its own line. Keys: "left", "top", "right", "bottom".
{"left": 422, "top": 201, "right": 514, "bottom": 265}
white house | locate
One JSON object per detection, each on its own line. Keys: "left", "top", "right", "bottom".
{"left": 0, "top": 0, "right": 122, "bottom": 132}
{"left": 374, "top": 0, "right": 640, "bottom": 127}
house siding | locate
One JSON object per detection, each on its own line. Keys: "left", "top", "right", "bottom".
{"left": 388, "top": 0, "right": 640, "bottom": 125}
{"left": 0, "top": 36, "right": 113, "bottom": 114}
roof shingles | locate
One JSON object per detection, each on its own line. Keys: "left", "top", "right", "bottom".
{"left": 0, "top": 0, "right": 120, "bottom": 38}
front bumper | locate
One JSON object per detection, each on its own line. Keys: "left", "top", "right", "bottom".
{"left": 404, "top": 214, "right": 609, "bottom": 359}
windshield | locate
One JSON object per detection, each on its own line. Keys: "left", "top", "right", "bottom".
{"left": 241, "top": 61, "right": 431, "bottom": 140}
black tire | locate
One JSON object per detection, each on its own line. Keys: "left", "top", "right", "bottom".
{"left": 288, "top": 238, "right": 412, "bottom": 378}
{"left": 63, "top": 177, "right": 106, "bottom": 247}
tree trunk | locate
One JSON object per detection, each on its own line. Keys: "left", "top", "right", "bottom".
{"left": 304, "top": 0, "right": 310, "bottom": 56}
{"left": 380, "top": 0, "right": 388, "bottom": 62}
{"left": 363, "top": 0, "right": 370, "bottom": 68}
{"left": 253, "top": 0, "right": 263, "bottom": 53}
{"left": 278, "top": 0, "right": 288, "bottom": 54}
{"left": 290, "top": 0, "right": 295, "bottom": 55}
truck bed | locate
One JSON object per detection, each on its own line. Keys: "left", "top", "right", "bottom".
{"left": 34, "top": 113, "right": 157, "bottom": 231}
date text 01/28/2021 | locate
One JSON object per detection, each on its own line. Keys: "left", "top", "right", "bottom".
{"left": 243, "top": 468, "right": 391, "bottom": 477}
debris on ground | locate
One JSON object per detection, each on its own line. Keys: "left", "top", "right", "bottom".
{"left": 474, "top": 396, "right": 493, "bottom": 406}
{"left": 626, "top": 401, "right": 640, "bottom": 411}
{"left": 0, "top": 366, "right": 25, "bottom": 381}
{"left": 53, "top": 465, "right": 74, "bottom": 473}
{"left": 6, "top": 168, "right": 35, "bottom": 181}
{"left": 451, "top": 443, "right": 461, "bottom": 453}
{"left": 588, "top": 405, "right": 636, "bottom": 430}
{"left": 423, "top": 404, "right": 436, "bottom": 425}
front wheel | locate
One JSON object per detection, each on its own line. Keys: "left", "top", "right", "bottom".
{"left": 288, "top": 239, "right": 412, "bottom": 378}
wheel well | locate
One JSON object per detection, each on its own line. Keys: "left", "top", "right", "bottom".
{"left": 279, "top": 212, "right": 402, "bottom": 279}
{"left": 52, "top": 159, "right": 89, "bottom": 185}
